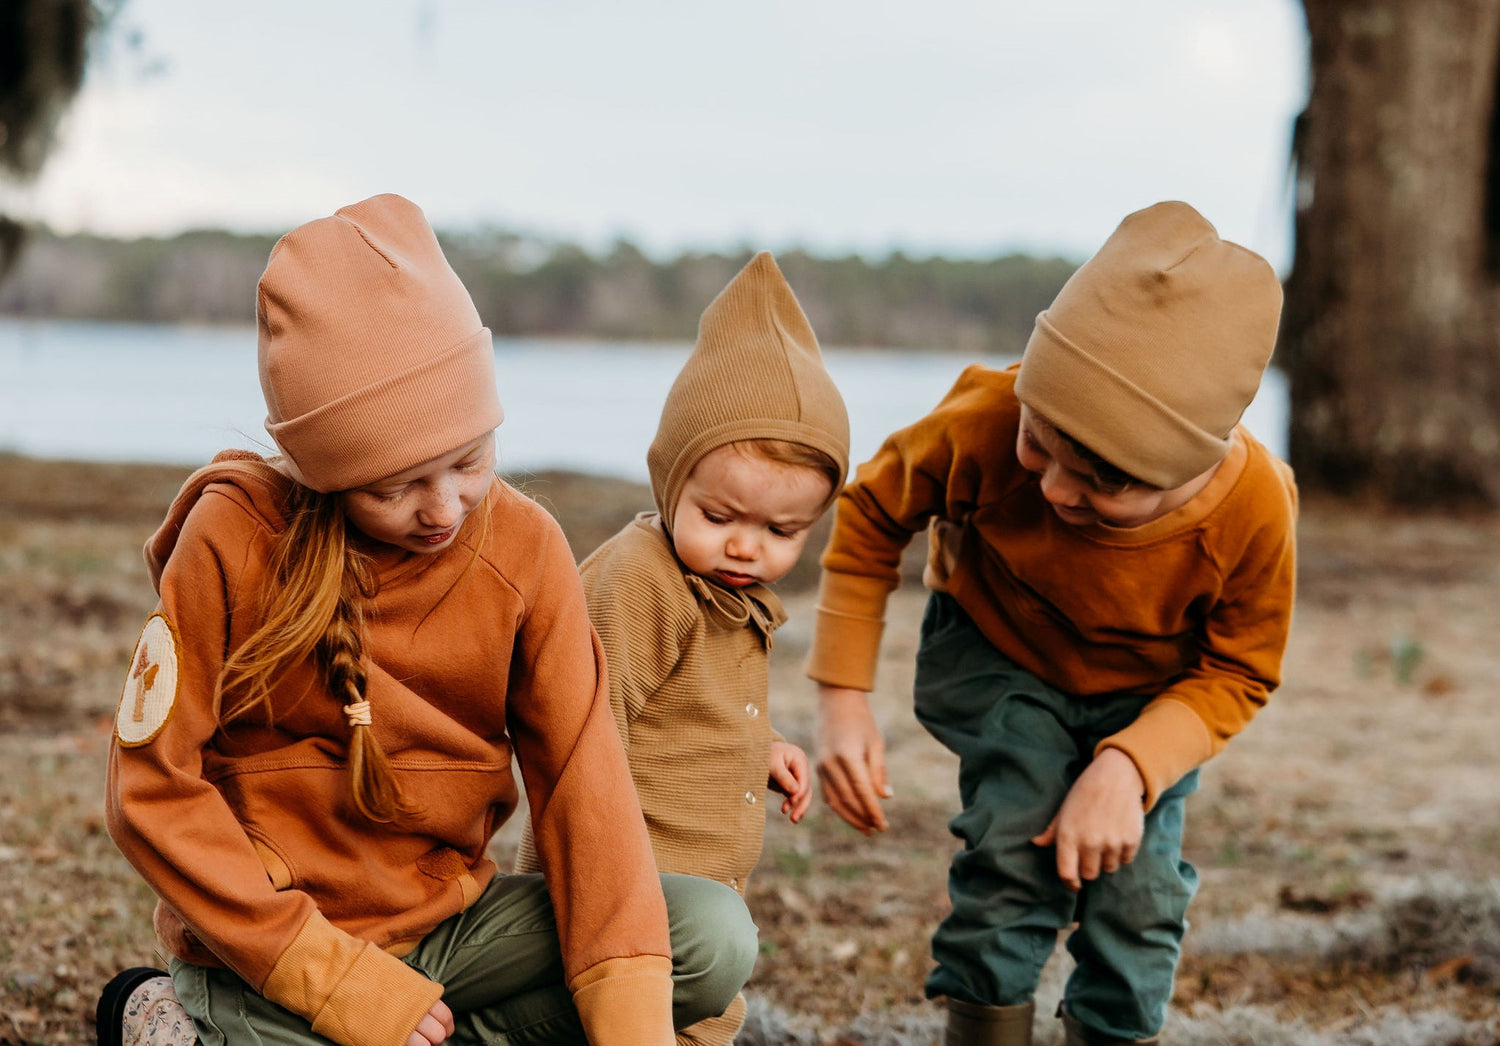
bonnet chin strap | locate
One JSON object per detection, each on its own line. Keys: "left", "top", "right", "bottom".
{"left": 682, "top": 574, "right": 786, "bottom": 650}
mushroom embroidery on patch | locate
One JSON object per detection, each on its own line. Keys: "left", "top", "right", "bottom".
{"left": 116, "top": 613, "right": 180, "bottom": 746}
{"left": 130, "top": 647, "right": 160, "bottom": 722}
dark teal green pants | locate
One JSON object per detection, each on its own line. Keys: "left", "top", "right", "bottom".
{"left": 914, "top": 593, "right": 1198, "bottom": 1041}
{"left": 171, "top": 872, "right": 756, "bottom": 1046}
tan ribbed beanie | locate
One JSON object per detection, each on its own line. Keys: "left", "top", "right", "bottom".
{"left": 648, "top": 252, "right": 850, "bottom": 528}
{"left": 257, "top": 194, "right": 504, "bottom": 492}
{"left": 1013, "top": 201, "right": 1282, "bottom": 490}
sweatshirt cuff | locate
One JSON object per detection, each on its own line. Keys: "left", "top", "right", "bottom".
{"left": 1095, "top": 697, "right": 1214, "bottom": 811}
{"left": 570, "top": 955, "right": 675, "bottom": 1046}
{"left": 805, "top": 572, "right": 893, "bottom": 691}
{"left": 262, "top": 910, "right": 443, "bottom": 1046}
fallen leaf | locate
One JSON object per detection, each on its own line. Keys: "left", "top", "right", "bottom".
{"left": 1423, "top": 955, "right": 1474, "bottom": 984}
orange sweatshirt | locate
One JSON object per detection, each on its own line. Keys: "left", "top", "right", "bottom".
{"left": 807, "top": 365, "right": 1297, "bottom": 807}
{"left": 107, "top": 454, "right": 673, "bottom": 1046}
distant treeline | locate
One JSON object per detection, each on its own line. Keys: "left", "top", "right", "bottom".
{"left": 0, "top": 226, "right": 1079, "bottom": 353}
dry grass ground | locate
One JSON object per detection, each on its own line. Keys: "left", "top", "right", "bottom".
{"left": 1, "top": 455, "right": 1496, "bottom": 1045}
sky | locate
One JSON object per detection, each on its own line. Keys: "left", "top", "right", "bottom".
{"left": 3, "top": 0, "right": 1309, "bottom": 270}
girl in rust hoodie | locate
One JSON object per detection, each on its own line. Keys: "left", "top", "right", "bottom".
{"left": 99, "top": 195, "right": 755, "bottom": 1046}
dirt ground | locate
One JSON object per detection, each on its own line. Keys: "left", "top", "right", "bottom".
{"left": 0, "top": 455, "right": 1496, "bottom": 1045}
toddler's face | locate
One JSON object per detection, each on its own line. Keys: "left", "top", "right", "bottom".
{"left": 342, "top": 433, "right": 495, "bottom": 554}
{"left": 671, "top": 444, "right": 832, "bottom": 589}
{"left": 1015, "top": 406, "right": 1214, "bottom": 528}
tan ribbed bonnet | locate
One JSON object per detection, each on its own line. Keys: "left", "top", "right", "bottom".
{"left": 257, "top": 194, "right": 504, "bottom": 493}
{"left": 1014, "top": 201, "right": 1282, "bottom": 490}
{"left": 648, "top": 252, "right": 850, "bottom": 528}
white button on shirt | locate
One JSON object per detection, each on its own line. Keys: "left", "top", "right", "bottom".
{"left": 745, "top": 791, "right": 756, "bottom": 804}
{"left": 745, "top": 703, "right": 758, "bottom": 717}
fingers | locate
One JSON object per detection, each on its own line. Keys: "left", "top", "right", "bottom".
{"left": 871, "top": 757, "right": 894, "bottom": 801}
{"left": 854, "top": 733, "right": 892, "bottom": 829}
{"left": 408, "top": 1010, "right": 452, "bottom": 1046}
{"left": 767, "top": 762, "right": 796, "bottom": 796}
{"left": 816, "top": 758, "right": 875, "bottom": 832}
{"left": 818, "top": 749, "right": 889, "bottom": 834}
{"left": 783, "top": 783, "right": 813, "bottom": 823}
{"left": 431, "top": 1000, "right": 455, "bottom": 1041}
{"left": 789, "top": 750, "right": 811, "bottom": 791}
{"left": 1076, "top": 842, "right": 1102, "bottom": 886}
{"left": 815, "top": 687, "right": 889, "bottom": 834}
{"left": 1036, "top": 825, "right": 1134, "bottom": 892}
{"left": 1054, "top": 834, "right": 1081, "bottom": 892}
{"left": 817, "top": 760, "right": 885, "bottom": 833}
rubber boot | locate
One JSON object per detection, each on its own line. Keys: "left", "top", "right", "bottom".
{"left": 945, "top": 997, "right": 1035, "bottom": 1046}
{"left": 1058, "top": 1005, "right": 1159, "bottom": 1046}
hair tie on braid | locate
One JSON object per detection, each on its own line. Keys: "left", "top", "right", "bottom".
{"left": 343, "top": 700, "right": 372, "bottom": 728}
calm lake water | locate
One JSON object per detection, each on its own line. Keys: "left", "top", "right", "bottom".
{"left": 0, "top": 317, "right": 1288, "bottom": 483}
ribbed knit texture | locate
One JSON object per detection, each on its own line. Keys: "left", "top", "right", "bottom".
{"left": 648, "top": 252, "right": 849, "bottom": 529}
{"left": 516, "top": 516, "right": 785, "bottom": 894}
{"left": 257, "top": 194, "right": 504, "bottom": 492}
{"left": 1013, "top": 201, "right": 1283, "bottom": 490}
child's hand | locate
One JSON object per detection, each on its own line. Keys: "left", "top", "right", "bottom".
{"left": 406, "top": 999, "right": 454, "bottom": 1046}
{"left": 815, "top": 685, "right": 893, "bottom": 835}
{"left": 1030, "top": 748, "right": 1145, "bottom": 892}
{"left": 768, "top": 741, "right": 813, "bottom": 823}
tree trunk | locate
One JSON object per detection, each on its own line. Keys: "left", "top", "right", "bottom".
{"left": 1283, "top": 0, "right": 1500, "bottom": 506}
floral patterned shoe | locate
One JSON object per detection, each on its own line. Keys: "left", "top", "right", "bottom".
{"left": 96, "top": 967, "right": 198, "bottom": 1046}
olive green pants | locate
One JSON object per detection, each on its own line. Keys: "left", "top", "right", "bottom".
{"left": 171, "top": 873, "right": 756, "bottom": 1046}
{"left": 914, "top": 593, "right": 1199, "bottom": 1042}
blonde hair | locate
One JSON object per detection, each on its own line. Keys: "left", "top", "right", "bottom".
{"left": 218, "top": 484, "right": 410, "bottom": 823}
{"left": 732, "top": 438, "right": 842, "bottom": 493}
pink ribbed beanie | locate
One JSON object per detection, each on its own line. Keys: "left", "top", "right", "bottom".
{"left": 257, "top": 194, "right": 504, "bottom": 492}
{"left": 1014, "top": 201, "right": 1282, "bottom": 489}
{"left": 648, "top": 252, "right": 850, "bottom": 528}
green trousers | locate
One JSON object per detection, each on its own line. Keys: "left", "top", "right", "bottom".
{"left": 914, "top": 593, "right": 1198, "bottom": 1042}
{"left": 171, "top": 872, "right": 757, "bottom": 1046}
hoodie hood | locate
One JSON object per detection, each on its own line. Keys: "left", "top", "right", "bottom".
{"left": 144, "top": 451, "right": 293, "bottom": 593}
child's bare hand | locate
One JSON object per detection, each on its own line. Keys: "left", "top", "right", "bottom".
{"left": 815, "top": 685, "right": 892, "bottom": 834}
{"left": 1030, "top": 748, "right": 1145, "bottom": 891}
{"left": 768, "top": 741, "right": 812, "bottom": 823}
{"left": 406, "top": 999, "right": 454, "bottom": 1046}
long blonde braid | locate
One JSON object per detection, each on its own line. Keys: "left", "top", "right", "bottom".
{"left": 219, "top": 484, "right": 410, "bottom": 823}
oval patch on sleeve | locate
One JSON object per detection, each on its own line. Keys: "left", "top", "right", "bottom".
{"left": 116, "top": 613, "right": 182, "bottom": 746}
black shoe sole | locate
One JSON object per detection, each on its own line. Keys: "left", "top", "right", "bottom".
{"left": 96, "top": 967, "right": 168, "bottom": 1046}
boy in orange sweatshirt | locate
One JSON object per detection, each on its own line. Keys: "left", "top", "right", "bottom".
{"left": 807, "top": 202, "right": 1296, "bottom": 1046}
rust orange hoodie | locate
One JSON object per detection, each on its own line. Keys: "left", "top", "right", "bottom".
{"left": 108, "top": 453, "right": 672, "bottom": 1046}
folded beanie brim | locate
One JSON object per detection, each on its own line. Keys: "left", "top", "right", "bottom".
{"left": 1016, "top": 314, "right": 1234, "bottom": 489}
{"left": 268, "top": 326, "right": 503, "bottom": 492}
